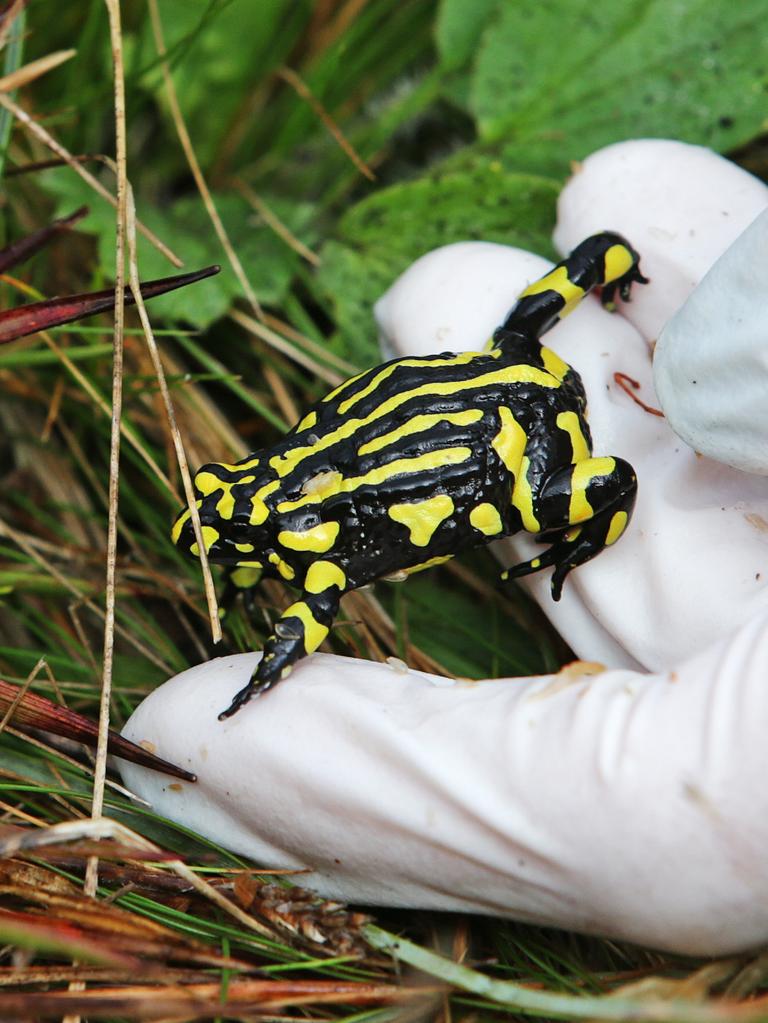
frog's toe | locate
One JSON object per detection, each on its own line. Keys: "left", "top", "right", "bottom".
{"left": 218, "top": 681, "right": 257, "bottom": 720}
{"left": 501, "top": 544, "right": 561, "bottom": 588}
{"left": 218, "top": 656, "right": 283, "bottom": 719}
{"left": 501, "top": 525, "right": 596, "bottom": 600}
{"left": 501, "top": 551, "right": 574, "bottom": 602}
{"left": 601, "top": 264, "right": 650, "bottom": 308}
{"left": 550, "top": 559, "right": 574, "bottom": 601}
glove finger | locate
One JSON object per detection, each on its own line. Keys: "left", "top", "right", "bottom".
{"left": 119, "top": 616, "right": 768, "bottom": 957}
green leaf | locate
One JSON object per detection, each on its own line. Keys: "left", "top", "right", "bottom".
{"left": 468, "top": 0, "right": 768, "bottom": 174}
{"left": 435, "top": 0, "right": 497, "bottom": 72}
{"left": 39, "top": 169, "right": 316, "bottom": 327}
{"left": 315, "top": 159, "right": 559, "bottom": 362}
{"left": 314, "top": 240, "right": 397, "bottom": 365}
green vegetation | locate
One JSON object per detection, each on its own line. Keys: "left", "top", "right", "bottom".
{"left": 0, "top": 0, "right": 766, "bottom": 1018}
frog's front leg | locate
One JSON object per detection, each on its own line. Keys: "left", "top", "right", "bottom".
{"left": 502, "top": 456, "right": 637, "bottom": 600}
{"left": 218, "top": 560, "right": 346, "bottom": 720}
{"left": 496, "top": 232, "right": 648, "bottom": 344}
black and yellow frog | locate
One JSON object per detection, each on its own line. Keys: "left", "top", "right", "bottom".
{"left": 173, "top": 232, "right": 646, "bottom": 718}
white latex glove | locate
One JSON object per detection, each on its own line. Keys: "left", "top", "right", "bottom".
{"left": 120, "top": 618, "right": 768, "bottom": 956}
{"left": 120, "top": 140, "right": 768, "bottom": 956}
{"left": 654, "top": 207, "right": 768, "bottom": 475}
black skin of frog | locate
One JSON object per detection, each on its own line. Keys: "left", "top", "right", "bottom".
{"left": 172, "top": 232, "right": 647, "bottom": 719}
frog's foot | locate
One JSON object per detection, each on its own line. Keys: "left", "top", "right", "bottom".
{"left": 600, "top": 262, "right": 649, "bottom": 309}
{"left": 218, "top": 564, "right": 263, "bottom": 620}
{"left": 502, "top": 455, "right": 637, "bottom": 600}
{"left": 218, "top": 568, "right": 344, "bottom": 720}
{"left": 501, "top": 512, "right": 620, "bottom": 600}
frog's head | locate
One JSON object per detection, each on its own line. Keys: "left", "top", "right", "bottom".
{"left": 170, "top": 459, "right": 277, "bottom": 565}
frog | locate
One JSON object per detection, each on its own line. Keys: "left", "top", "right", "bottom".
{"left": 172, "top": 232, "right": 646, "bottom": 719}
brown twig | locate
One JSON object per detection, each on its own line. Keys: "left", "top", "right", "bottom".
{"left": 277, "top": 65, "right": 376, "bottom": 181}
{"left": 613, "top": 371, "right": 664, "bottom": 417}
{"left": 0, "top": 676, "right": 196, "bottom": 782}
{"left": 231, "top": 307, "right": 343, "bottom": 388}
{"left": 234, "top": 178, "right": 321, "bottom": 266}
{"left": 0, "top": 47, "right": 75, "bottom": 91}
{"left": 0, "top": 979, "right": 423, "bottom": 1018}
{"left": 0, "top": 92, "right": 182, "bottom": 266}
{"left": 4, "top": 153, "right": 102, "bottom": 175}
{"left": 0, "top": 264, "right": 220, "bottom": 344}
{"left": 125, "top": 187, "right": 222, "bottom": 642}
{"left": 0, "top": 205, "right": 88, "bottom": 273}
{"left": 86, "top": 0, "right": 127, "bottom": 902}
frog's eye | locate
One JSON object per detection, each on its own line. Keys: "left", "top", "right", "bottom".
{"left": 229, "top": 514, "right": 262, "bottom": 536}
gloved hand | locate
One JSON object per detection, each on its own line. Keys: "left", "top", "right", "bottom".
{"left": 120, "top": 140, "right": 768, "bottom": 956}
{"left": 375, "top": 138, "right": 768, "bottom": 672}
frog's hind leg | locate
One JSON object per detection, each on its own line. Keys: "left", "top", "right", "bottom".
{"left": 218, "top": 561, "right": 346, "bottom": 719}
{"left": 494, "top": 232, "right": 648, "bottom": 346}
{"left": 501, "top": 456, "right": 637, "bottom": 600}
{"left": 219, "top": 564, "right": 263, "bottom": 620}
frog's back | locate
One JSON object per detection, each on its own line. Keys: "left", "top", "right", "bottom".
{"left": 310, "top": 345, "right": 558, "bottom": 423}
{"left": 270, "top": 346, "right": 563, "bottom": 493}
{"left": 264, "top": 354, "right": 495, "bottom": 522}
